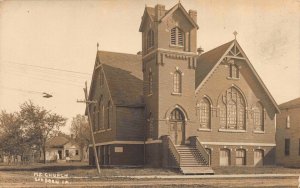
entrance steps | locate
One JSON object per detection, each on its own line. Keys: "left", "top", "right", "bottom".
{"left": 175, "top": 145, "right": 214, "bottom": 175}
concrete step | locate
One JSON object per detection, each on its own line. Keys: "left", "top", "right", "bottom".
{"left": 180, "top": 166, "right": 214, "bottom": 175}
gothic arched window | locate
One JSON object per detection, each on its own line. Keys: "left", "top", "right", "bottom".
{"left": 147, "top": 29, "right": 154, "bottom": 49}
{"left": 170, "top": 27, "right": 184, "bottom": 46}
{"left": 219, "top": 87, "right": 246, "bottom": 130}
{"left": 170, "top": 108, "right": 184, "bottom": 121}
{"left": 98, "top": 96, "right": 103, "bottom": 130}
{"left": 149, "top": 70, "right": 153, "bottom": 95}
{"left": 230, "top": 64, "right": 239, "bottom": 79}
{"left": 148, "top": 112, "right": 153, "bottom": 139}
{"left": 107, "top": 101, "right": 112, "bottom": 129}
{"left": 254, "top": 102, "right": 264, "bottom": 131}
{"left": 93, "top": 105, "right": 97, "bottom": 132}
{"left": 198, "top": 98, "right": 211, "bottom": 129}
{"left": 173, "top": 71, "right": 182, "bottom": 93}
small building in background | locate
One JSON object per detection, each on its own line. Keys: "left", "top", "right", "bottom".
{"left": 276, "top": 97, "right": 300, "bottom": 167}
{"left": 41, "top": 134, "right": 84, "bottom": 162}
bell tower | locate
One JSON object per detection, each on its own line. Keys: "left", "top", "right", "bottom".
{"left": 139, "top": 3, "right": 199, "bottom": 142}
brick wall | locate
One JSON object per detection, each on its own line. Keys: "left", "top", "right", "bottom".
{"left": 276, "top": 107, "right": 300, "bottom": 166}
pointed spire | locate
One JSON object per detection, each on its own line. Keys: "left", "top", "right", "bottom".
{"left": 97, "top": 42, "right": 99, "bottom": 51}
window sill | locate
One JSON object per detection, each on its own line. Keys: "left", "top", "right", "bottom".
{"left": 253, "top": 130, "right": 265, "bottom": 134}
{"left": 94, "top": 128, "right": 112, "bottom": 134}
{"left": 171, "top": 92, "right": 182, "bottom": 96}
{"left": 226, "top": 77, "right": 240, "bottom": 80}
{"left": 197, "top": 128, "right": 212, "bottom": 132}
{"left": 218, "top": 128, "right": 246, "bottom": 133}
{"left": 147, "top": 93, "right": 153, "bottom": 97}
{"left": 169, "top": 44, "right": 184, "bottom": 49}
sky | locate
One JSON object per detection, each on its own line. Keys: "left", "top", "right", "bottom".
{"left": 0, "top": 0, "right": 299, "bottom": 133}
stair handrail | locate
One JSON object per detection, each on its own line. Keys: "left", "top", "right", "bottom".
{"left": 167, "top": 136, "right": 181, "bottom": 166}
{"left": 193, "top": 136, "right": 210, "bottom": 166}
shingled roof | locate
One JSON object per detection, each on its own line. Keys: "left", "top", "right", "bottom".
{"left": 195, "top": 40, "right": 234, "bottom": 87}
{"left": 97, "top": 51, "right": 143, "bottom": 106}
{"left": 279, "top": 97, "right": 300, "bottom": 109}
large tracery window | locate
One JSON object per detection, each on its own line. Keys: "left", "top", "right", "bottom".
{"left": 198, "top": 98, "right": 211, "bottom": 129}
{"left": 170, "top": 27, "right": 184, "bottom": 46}
{"left": 253, "top": 102, "right": 264, "bottom": 131}
{"left": 219, "top": 87, "right": 246, "bottom": 130}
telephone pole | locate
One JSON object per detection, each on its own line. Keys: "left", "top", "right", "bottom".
{"left": 77, "top": 81, "right": 101, "bottom": 175}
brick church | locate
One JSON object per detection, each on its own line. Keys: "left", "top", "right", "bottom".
{"left": 87, "top": 3, "right": 280, "bottom": 174}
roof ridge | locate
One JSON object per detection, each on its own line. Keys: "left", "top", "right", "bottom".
{"left": 98, "top": 50, "right": 139, "bottom": 57}
{"left": 200, "top": 40, "right": 234, "bottom": 56}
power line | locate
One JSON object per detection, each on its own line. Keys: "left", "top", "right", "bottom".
{"left": 1, "top": 67, "right": 87, "bottom": 85}
{"left": 0, "top": 60, "right": 91, "bottom": 76}
{"left": 0, "top": 85, "right": 45, "bottom": 94}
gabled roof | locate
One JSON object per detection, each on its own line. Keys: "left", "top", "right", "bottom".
{"left": 196, "top": 40, "right": 234, "bottom": 87}
{"left": 46, "top": 136, "right": 69, "bottom": 148}
{"left": 139, "top": 3, "right": 199, "bottom": 32}
{"left": 96, "top": 51, "right": 143, "bottom": 106}
{"left": 279, "top": 97, "right": 300, "bottom": 109}
{"left": 161, "top": 3, "right": 199, "bottom": 29}
{"left": 139, "top": 7, "right": 155, "bottom": 32}
{"left": 195, "top": 40, "right": 280, "bottom": 113}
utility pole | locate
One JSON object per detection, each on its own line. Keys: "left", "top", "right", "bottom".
{"left": 77, "top": 81, "right": 101, "bottom": 175}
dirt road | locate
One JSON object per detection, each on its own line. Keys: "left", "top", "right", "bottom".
{"left": 0, "top": 176, "right": 298, "bottom": 187}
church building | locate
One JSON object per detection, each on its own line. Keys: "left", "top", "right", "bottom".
{"left": 87, "top": 3, "right": 279, "bottom": 174}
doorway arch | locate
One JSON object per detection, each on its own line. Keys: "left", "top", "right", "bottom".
{"left": 169, "top": 108, "right": 185, "bottom": 145}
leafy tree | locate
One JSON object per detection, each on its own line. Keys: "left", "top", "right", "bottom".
{"left": 0, "top": 111, "right": 27, "bottom": 163}
{"left": 70, "top": 114, "right": 90, "bottom": 161}
{"left": 19, "top": 100, "right": 66, "bottom": 164}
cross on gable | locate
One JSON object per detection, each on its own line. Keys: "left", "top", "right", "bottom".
{"left": 233, "top": 31, "right": 238, "bottom": 40}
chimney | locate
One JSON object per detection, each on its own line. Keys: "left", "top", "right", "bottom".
{"left": 189, "top": 10, "right": 197, "bottom": 23}
{"left": 197, "top": 47, "right": 204, "bottom": 55}
{"left": 155, "top": 4, "right": 166, "bottom": 21}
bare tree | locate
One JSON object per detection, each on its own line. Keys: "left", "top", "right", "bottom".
{"left": 70, "top": 114, "right": 90, "bottom": 161}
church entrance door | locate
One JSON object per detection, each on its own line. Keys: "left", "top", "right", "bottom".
{"left": 169, "top": 109, "right": 185, "bottom": 145}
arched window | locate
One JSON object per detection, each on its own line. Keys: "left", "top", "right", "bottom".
{"left": 99, "top": 70, "right": 104, "bottom": 87}
{"left": 173, "top": 71, "right": 182, "bottom": 93}
{"left": 93, "top": 106, "right": 97, "bottom": 132}
{"left": 205, "top": 148, "right": 212, "bottom": 165}
{"left": 286, "top": 115, "right": 290, "bottom": 129}
{"left": 236, "top": 149, "right": 246, "bottom": 166}
{"left": 253, "top": 102, "right": 264, "bottom": 131}
{"left": 170, "top": 27, "right": 184, "bottom": 46}
{"left": 220, "top": 149, "right": 230, "bottom": 166}
{"left": 170, "top": 108, "right": 184, "bottom": 121}
{"left": 147, "top": 30, "right": 154, "bottom": 49}
{"left": 254, "top": 149, "right": 264, "bottom": 166}
{"left": 107, "top": 101, "right": 111, "bottom": 129}
{"left": 148, "top": 112, "right": 153, "bottom": 139}
{"left": 98, "top": 96, "right": 103, "bottom": 130}
{"left": 198, "top": 98, "right": 211, "bottom": 129}
{"left": 149, "top": 71, "right": 153, "bottom": 94}
{"left": 230, "top": 64, "right": 239, "bottom": 78}
{"left": 219, "top": 87, "right": 246, "bottom": 130}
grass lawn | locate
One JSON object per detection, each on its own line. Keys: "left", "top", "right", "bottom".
{"left": 1, "top": 162, "right": 300, "bottom": 182}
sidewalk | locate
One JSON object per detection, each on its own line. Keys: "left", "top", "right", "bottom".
{"left": 115, "top": 173, "right": 300, "bottom": 179}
